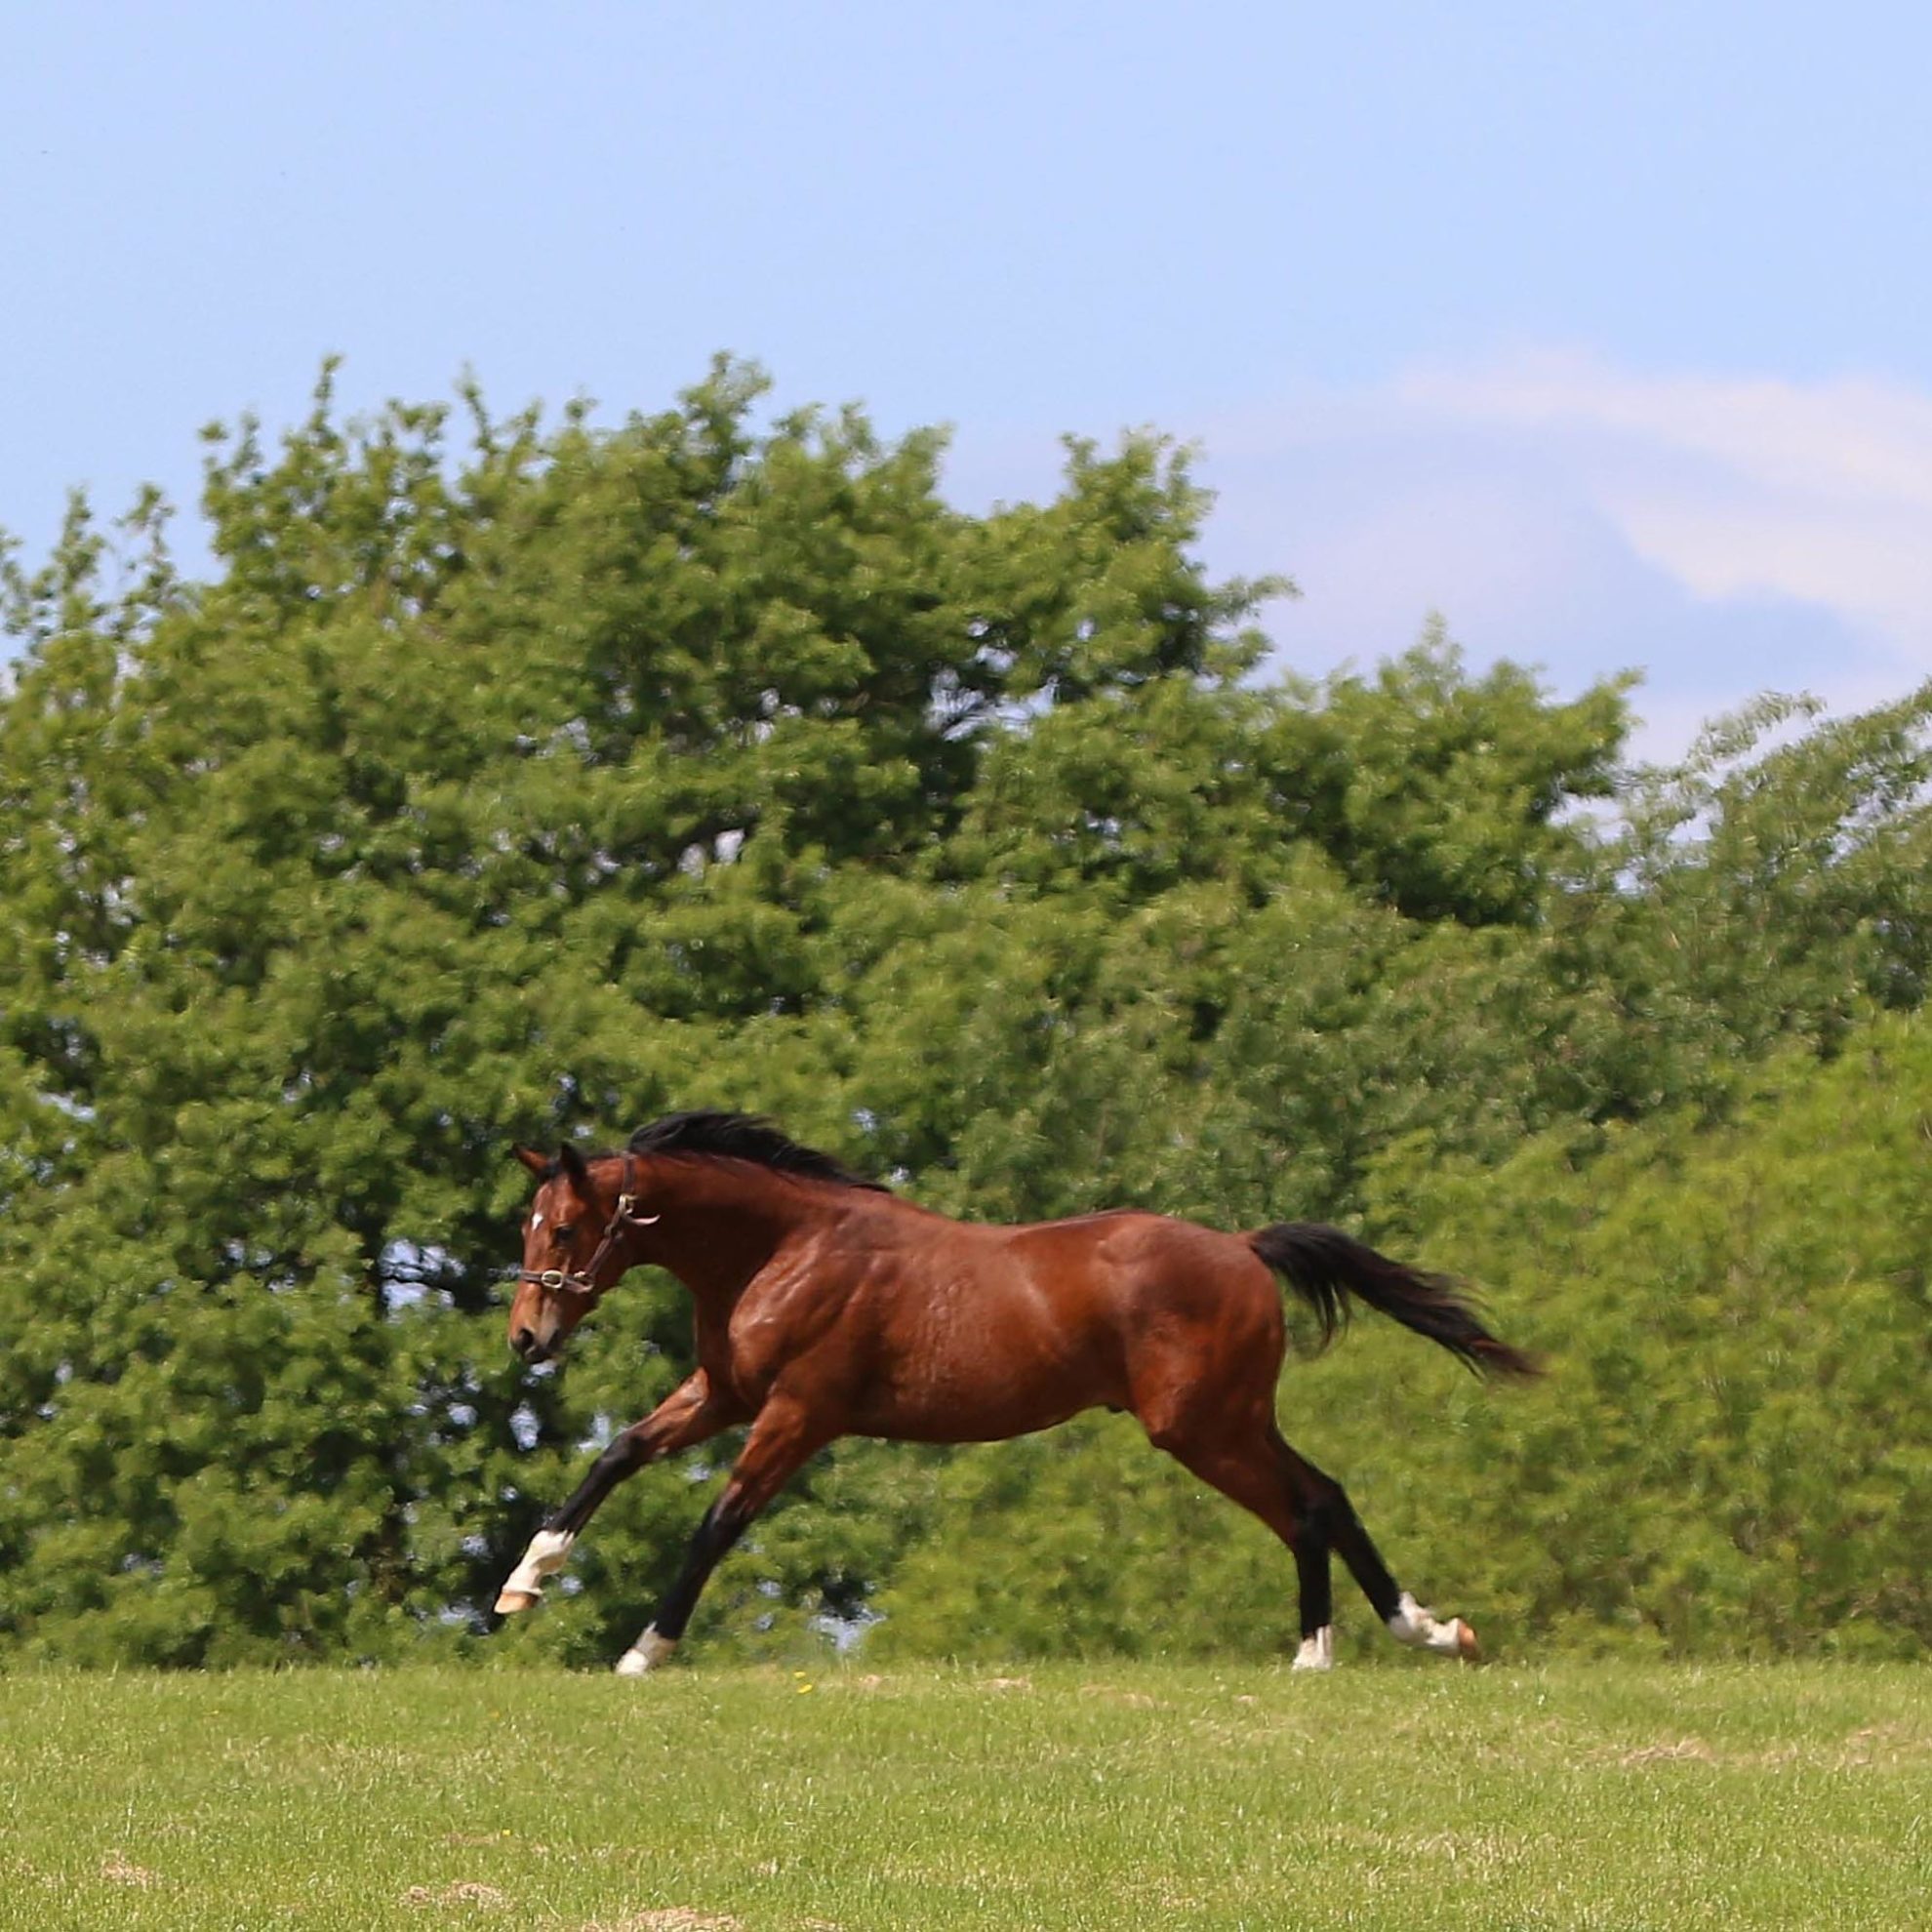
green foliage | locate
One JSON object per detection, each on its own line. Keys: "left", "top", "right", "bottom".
{"left": 880, "top": 1015, "right": 1932, "bottom": 1660}
{"left": 1361, "top": 1013, "right": 1932, "bottom": 1657}
{"left": 2, "top": 359, "right": 1929, "bottom": 1667}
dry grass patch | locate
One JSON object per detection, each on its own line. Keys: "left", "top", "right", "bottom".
{"left": 403, "top": 1880, "right": 509, "bottom": 1909}
{"left": 581, "top": 1912, "right": 744, "bottom": 1931}
{"left": 100, "top": 1850, "right": 164, "bottom": 1888}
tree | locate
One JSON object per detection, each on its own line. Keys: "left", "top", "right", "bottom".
{"left": 2, "top": 359, "right": 1925, "bottom": 1666}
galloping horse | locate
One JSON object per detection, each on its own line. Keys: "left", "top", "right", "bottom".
{"left": 498, "top": 1110, "right": 1536, "bottom": 1675}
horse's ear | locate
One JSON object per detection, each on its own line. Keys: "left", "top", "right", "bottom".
{"left": 556, "top": 1142, "right": 590, "bottom": 1190}
{"left": 511, "top": 1145, "right": 549, "bottom": 1179}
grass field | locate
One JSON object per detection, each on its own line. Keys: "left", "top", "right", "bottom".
{"left": 1, "top": 1661, "right": 1926, "bottom": 1930}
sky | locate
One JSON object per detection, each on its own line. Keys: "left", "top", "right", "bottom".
{"left": 6, "top": 1, "right": 1930, "bottom": 755}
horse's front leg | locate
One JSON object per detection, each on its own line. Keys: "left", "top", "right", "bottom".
{"left": 496, "top": 1370, "right": 738, "bottom": 1614}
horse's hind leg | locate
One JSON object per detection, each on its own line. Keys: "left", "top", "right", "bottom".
{"left": 1138, "top": 1410, "right": 1333, "bottom": 1670}
{"left": 1266, "top": 1432, "right": 1477, "bottom": 1662}
{"left": 1150, "top": 1420, "right": 1478, "bottom": 1668}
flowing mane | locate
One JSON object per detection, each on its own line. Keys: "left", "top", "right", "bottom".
{"left": 625, "top": 1109, "right": 889, "bottom": 1192}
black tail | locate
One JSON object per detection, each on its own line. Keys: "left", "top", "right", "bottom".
{"left": 1248, "top": 1222, "right": 1540, "bottom": 1380}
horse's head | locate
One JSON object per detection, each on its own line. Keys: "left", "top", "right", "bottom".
{"left": 506, "top": 1143, "right": 658, "bottom": 1364}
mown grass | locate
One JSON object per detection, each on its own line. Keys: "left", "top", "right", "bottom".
{"left": 0, "top": 1660, "right": 1925, "bottom": 1929}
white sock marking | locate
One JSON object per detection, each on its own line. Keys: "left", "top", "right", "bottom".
{"left": 1291, "top": 1626, "right": 1335, "bottom": 1671}
{"left": 1387, "top": 1590, "right": 1469, "bottom": 1656}
{"left": 614, "top": 1628, "right": 677, "bottom": 1677}
{"left": 502, "top": 1527, "right": 574, "bottom": 1601}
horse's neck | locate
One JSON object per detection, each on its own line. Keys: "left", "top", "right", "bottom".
{"left": 633, "top": 1159, "right": 816, "bottom": 1308}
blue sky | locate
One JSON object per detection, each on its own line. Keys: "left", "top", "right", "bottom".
{"left": 7, "top": 2, "right": 1929, "bottom": 752}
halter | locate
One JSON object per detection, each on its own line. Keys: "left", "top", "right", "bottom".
{"left": 518, "top": 1150, "right": 661, "bottom": 1304}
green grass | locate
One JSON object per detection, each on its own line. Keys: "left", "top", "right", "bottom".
{"left": 1, "top": 1662, "right": 1926, "bottom": 1929}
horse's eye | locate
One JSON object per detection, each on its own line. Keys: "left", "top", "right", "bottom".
{"left": 553, "top": 1224, "right": 577, "bottom": 1241}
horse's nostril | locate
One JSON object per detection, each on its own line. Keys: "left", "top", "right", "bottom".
{"left": 512, "top": 1327, "right": 540, "bottom": 1360}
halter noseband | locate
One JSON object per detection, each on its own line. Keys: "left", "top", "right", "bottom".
{"left": 518, "top": 1150, "right": 661, "bottom": 1303}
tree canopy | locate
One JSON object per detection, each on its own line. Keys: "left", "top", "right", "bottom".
{"left": 2, "top": 361, "right": 1928, "bottom": 1665}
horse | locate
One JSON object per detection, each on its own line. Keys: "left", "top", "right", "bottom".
{"left": 497, "top": 1109, "right": 1537, "bottom": 1675}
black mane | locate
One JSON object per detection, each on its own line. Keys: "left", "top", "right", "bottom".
{"left": 625, "top": 1110, "right": 888, "bottom": 1192}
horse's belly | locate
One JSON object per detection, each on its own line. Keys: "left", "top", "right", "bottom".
{"left": 846, "top": 1387, "right": 1097, "bottom": 1445}
{"left": 845, "top": 1319, "right": 1123, "bottom": 1443}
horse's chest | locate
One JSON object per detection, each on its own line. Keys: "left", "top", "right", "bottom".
{"left": 712, "top": 1254, "right": 880, "bottom": 1401}
{"left": 718, "top": 1318, "right": 786, "bottom": 1396}
{"left": 706, "top": 1291, "right": 813, "bottom": 1401}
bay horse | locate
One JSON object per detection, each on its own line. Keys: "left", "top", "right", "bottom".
{"left": 498, "top": 1110, "right": 1535, "bottom": 1674}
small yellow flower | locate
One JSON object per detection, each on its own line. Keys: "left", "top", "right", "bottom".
{"left": 796, "top": 1682, "right": 815, "bottom": 1694}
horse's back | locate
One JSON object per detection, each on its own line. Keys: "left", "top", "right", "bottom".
{"left": 990, "top": 1207, "right": 1280, "bottom": 1340}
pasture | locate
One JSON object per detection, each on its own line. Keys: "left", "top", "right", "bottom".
{"left": 2, "top": 1662, "right": 1924, "bottom": 1929}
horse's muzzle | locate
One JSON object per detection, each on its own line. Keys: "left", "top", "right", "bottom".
{"left": 510, "top": 1326, "right": 555, "bottom": 1365}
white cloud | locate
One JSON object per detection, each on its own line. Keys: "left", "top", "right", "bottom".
{"left": 939, "top": 352, "right": 1932, "bottom": 759}
{"left": 1152, "top": 350, "right": 1932, "bottom": 759}
{"left": 1397, "top": 350, "right": 1932, "bottom": 662}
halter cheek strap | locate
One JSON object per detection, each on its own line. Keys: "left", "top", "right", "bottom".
{"left": 518, "top": 1150, "right": 661, "bottom": 1303}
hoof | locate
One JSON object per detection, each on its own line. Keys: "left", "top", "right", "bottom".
{"left": 495, "top": 1588, "right": 541, "bottom": 1615}
{"left": 1454, "top": 1619, "right": 1481, "bottom": 1662}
